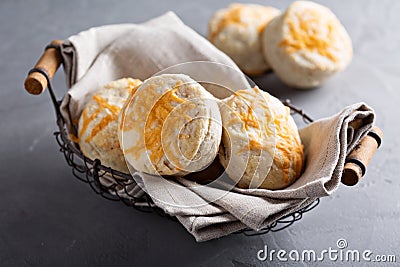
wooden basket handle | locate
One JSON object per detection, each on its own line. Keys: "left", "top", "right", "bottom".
{"left": 24, "top": 39, "right": 63, "bottom": 95}
{"left": 342, "top": 126, "right": 382, "bottom": 186}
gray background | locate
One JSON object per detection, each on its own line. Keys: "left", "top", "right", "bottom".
{"left": 1, "top": 0, "right": 399, "bottom": 266}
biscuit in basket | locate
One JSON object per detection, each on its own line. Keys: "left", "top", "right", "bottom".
{"left": 262, "top": 1, "right": 353, "bottom": 89}
{"left": 218, "top": 86, "right": 304, "bottom": 189}
{"left": 78, "top": 78, "right": 142, "bottom": 173}
{"left": 208, "top": 3, "right": 280, "bottom": 75}
{"left": 119, "top": 74, "right": 222, "bottom": 176}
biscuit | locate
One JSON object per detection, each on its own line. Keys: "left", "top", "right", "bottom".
{"left": 219, "top": 86, "right": 304, "bottom": 189}
{"left": 262, "top": 1, "right": 353, "bottom": 88}
{"left": 119, "top": 74, "right": 222, "bottom": 176}
{"left": 78, "top": 78, "right": 142, "bottom": 173}
{"left": 208, "top": 3, "right": 280, "bottom": 75}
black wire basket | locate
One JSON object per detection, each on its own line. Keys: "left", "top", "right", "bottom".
{"left": 27, "top": 43, "right": 320, "bottom": 237}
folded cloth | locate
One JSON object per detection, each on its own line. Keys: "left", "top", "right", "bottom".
{"left": 59, "top": 12, "right": 375, "bottom": 242}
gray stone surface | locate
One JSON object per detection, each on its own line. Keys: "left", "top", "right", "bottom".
{"left": 0, "top": 0, "right": 398, "bottom": 266}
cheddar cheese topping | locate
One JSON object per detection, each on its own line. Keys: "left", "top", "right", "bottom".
{"left": 210, "top": 4, "right": 277, "bottom": 42}
{"left": 122, "top": 80, "right": 202, "bottom": 171}
{"left": 81, "top": 95, "right": 121, "bottom": 142}
{"left": 78, "top": 78, "right": 141, "bottom": 143}
{"left": 223, "top": 86, "right": 304, "bottom": 187}
{"left": 144, "top": 85, "right": 186, "bottom": 167}
{"left": 279, "top": 8, "right": 341, "bottom": 62}
{"left": 230, "top": 87, "right": 272, "bottom": 152}
{"left": 118, "top": 79, "right": 143, "bottom": 131}
{"left": 268, "top": 100, "right": 303, "bottom": 184}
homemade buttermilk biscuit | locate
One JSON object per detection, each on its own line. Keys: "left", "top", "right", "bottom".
{"left": 208, "top": 3, "right": 280, "bottom": 75}
{"left": 119, "top": 74, "right": 222, "bottom": 176}
{"left": 78, "top": 78, "right": 142, "bottom": 173}
{"left": 262, "top": 1, "right": 353, "bottom": 88}
{"left": 219, "top": 86, "right": 304, "bottom": 189}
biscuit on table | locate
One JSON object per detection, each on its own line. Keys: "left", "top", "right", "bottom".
{"left": 209, "top": 3, "right": 280, "bottom": 75}
{"left": 262, "top": 1, "right": 353, "bottom": 89}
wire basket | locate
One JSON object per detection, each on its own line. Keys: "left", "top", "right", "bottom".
{"left": 26, "top": 43, "right": 321, "bottom": 237}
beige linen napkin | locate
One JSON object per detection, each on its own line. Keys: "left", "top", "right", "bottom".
{"left": 59, "top": 12, "right": 375, "bottom": 242}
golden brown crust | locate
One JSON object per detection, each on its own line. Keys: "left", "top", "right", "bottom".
{"left": 120, "top": 74, "right": 222, "bottom": 176}
{"left": 78, "top": 78, "right": 142, "bottom": 173}
{"left": 219, "top": 87, "right": 304, "bottom": 189}
{"left": 208, "top": 3, "right": 281, "bottom": 74}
